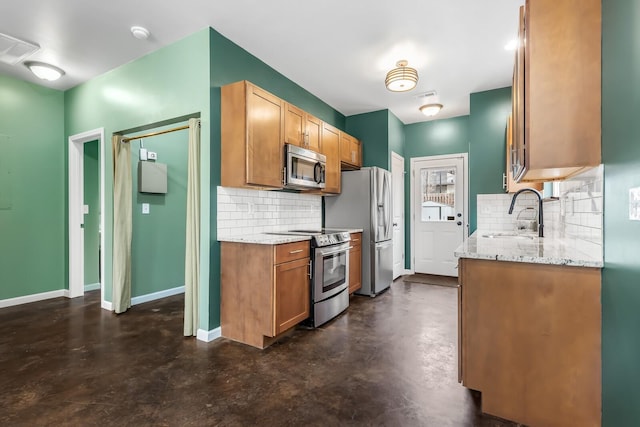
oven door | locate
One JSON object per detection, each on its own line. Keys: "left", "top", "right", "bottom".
{"left": 313, "top": 242, "right": 350, "bottom": 302}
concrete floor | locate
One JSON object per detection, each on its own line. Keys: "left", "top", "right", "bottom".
{"left": 0, "top": 278, "right": 520, "bottom": 426}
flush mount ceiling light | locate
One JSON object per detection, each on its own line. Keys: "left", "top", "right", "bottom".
{"left": 419, "top": 103, "right": 443, "bottom": 117}
{"left": 24, "top": 61, "right": 65, "bottom": 81}
{"left": 130, "top": 26, "right": 150, "bottom": 40}
{"left": 385, "top": 60, "right": 419, "bottom": 92}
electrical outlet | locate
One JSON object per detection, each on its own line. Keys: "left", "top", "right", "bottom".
{"left": 142, "top": 203, "right": 150, "bottom": 214}
{"left": 147, "top": 151, "right": 157, "bottom": 160}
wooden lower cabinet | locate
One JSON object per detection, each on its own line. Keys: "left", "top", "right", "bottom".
{"left": 458, "top": 258, "right": 601, "bottom": 427}
{"left": 221, "top": 240, "right": 310, "bottom": 349}
{"left": 348, "top": 232, "right": 362, "bottom": 294}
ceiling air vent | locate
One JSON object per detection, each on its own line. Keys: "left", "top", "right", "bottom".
{"left": 0, "top": 32, "right": 39, "bottom": 65}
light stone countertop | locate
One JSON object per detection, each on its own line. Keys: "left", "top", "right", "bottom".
{"left": 454, "top": 231, "right": 603, "bottom": 268}
{"left": 218, "top": 234, "right": 312, "bottom": 245}
{"left": 326, "top": 228, "right": 364, "bottom": 234}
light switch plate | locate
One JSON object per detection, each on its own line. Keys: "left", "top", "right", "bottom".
{"left": 630, "top": 187, "right": 640, "bottom": 221}
{"left": 142, "top": 203, "right": 150, "bottom": 214}
{"left": 83, "top": 204, "right": 89, "bottom": 214}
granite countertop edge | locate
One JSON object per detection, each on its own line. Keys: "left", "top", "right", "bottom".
{"left": 454, "top": 231, "right": 604, "bottom": 268}
{"left": 218, "top": 234, "right": 312, "bottom": 245}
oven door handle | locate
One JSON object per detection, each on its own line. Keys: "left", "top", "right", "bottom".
{"left": 316, "top": 245, "right": 350, "bottom": 257}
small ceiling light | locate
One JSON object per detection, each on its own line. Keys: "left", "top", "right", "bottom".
{"left": 130, "top": 26, "right": 150, "bottom": 40}
{"left": 504, "top": 39, "right": 518, "bottom": 51}
{"left": 419, "top": 103, "right": 443, "bottom": 117}
{"left": 385, "top": 60, "right": 419, "bottom": 92}
{"left": 24, "top": 61, "right": 65, "bottom": 81}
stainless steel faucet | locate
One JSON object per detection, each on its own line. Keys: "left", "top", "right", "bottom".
{"left": 508, "top": 188, "right": 544, "bottom": 237}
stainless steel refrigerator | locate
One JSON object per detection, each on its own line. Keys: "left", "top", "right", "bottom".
{"left": 325, "top": 167, "right": 393, "bottom": 297}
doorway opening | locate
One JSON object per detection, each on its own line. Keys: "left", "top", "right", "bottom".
{"left": 68, "top": 128, "right": 107, "bottom": 308}
{"left": 410, "top": 153, "right": 468, "bottom": 277}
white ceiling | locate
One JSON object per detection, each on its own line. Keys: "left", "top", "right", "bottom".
{"left": 0, "top": 0, "right": 523, "bottom": 124}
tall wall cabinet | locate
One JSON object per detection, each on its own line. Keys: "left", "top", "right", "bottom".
{"left": 511, "top": 0, "right": 601, "bottom": 182}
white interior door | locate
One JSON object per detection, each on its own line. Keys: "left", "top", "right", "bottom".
{"left": 412, "top": 155, "right": 466, "bottom": 277}
{"left": 391, "top": 152, "right": 405, "bottom": 279}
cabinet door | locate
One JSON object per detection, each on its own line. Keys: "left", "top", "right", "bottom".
{"left": 321, "top": 122, "right": 341, "bottom": 194}
{"left": 274, "top": 257, "right": 310, "bottom": 335}
{"left": 340, "top": 132, "right": 354, "bottom": 164}
{"left": 246, "top": 84, "right": 284, "bottom": 188}
{"left": 505, "top": 114, "right": 542, "bottom": 193}
{"left": 353, "top": 138, "right": 362, "bottom": 167}
{"left": 284, "top": 103, "right": 305, "bottom": 147}
{"left": 305, "top": 114, "right": 322, "bottom": 153}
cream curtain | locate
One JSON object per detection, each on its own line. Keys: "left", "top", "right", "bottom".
{"left": 184, "top": 118, "right": 201, "bottom": 336}
{"left": 112, "top": 135, "right": 132, "bottom": 314}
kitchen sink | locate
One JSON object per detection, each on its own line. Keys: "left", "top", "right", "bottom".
{"left": 481, "top": 232, "right": 537, "bottom": 240}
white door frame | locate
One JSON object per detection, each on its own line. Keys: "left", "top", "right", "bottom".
{"left": 68, "top": 128, "right": 107, "bottom": 309}
{"left": 391, "top": 151, "right": 406, "bottom": 278}
{"left": 410, "top": 153, "right": 469, "bottom": 273}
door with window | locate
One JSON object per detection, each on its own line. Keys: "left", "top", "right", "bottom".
{"left": 412, "top": 155, "right": 466, "bottom": 277}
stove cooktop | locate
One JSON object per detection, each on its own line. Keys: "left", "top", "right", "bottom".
{"left": 273, "top": 229, "right": 351, "bottom": 247}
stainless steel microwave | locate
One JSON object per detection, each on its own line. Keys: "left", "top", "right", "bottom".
{"left": 284, "top": 143, "right": 326, "bottom": 190}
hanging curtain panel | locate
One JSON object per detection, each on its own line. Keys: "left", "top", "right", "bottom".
{"left": 112, "top": 135, "right": 132, "bottom": 314}
{"left": 184, "top": 118, "right": 201, "bottom": 336}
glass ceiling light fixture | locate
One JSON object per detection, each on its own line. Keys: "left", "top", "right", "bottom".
{"left": 385, "top": 60, "right": 419, "bottom": 92}
{"left": 23, "top": 61, "right": 65, "bottom": 81}
{"left": 419, "top": 103, "right": 443, "bottom": 117}
{"left": 130, "top": 26, "right": 151, "bottom": 40}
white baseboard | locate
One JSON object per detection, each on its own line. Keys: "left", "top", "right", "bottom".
{"left": 197, "top": 327, "right": 222, "bottom": 342}
{"left": 0, "top": 289, "right": 70, "bottom": 309}
{"left": 131, "top": 286, "right": 185, "bottom": 306}
{"left": 84, "top": 283, "right": 100, "bottom": 292}
{"left": 402, "top": 268, "right": 414, "bottom": 276}
{"left": 101, "top": 300, "right": 113, "bottom": 311}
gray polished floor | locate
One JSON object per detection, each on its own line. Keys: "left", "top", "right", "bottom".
{"left": 0, "top": 278, "right": 519, "bottom": 426}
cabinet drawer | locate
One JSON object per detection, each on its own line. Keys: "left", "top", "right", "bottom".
{"left": 275, "top": 241, "right": 310, "bottom": 264}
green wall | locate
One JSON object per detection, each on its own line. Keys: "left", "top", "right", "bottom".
{"left": 64, "top": 29, "right": 211, "bottom": 329}
{"left": 469, "top": 87, "right": 512, "bottom": 232}
{"left": 388, "top": 111, "right": 405, "bottom": 159}
{"left": 208, "top": 28, "right": 347, "bottom": 330}
{"left": 403, "top": 116, "right": 470, "bottom": 269}
{"left": 602, "top": 0, "right": 640, "bottom": 424}
{"left": 130, "top": 126, "right": 188, "bottom": 297}
{"left": 83, "top": 139, "right": 100, "bottom": 286}
{"left": 0, "top": 75, "right": 65, "bottom": 299}
{"left": 345, "top": 109, "right": 390, "bottom": 169}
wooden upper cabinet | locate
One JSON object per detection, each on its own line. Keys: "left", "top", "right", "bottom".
{"left": 305, "top": 114, "right": 322, "bottom": 153}
{"left": 284, "top": 103, "right": 306, "bottom": 148}
{"left": 505, "top": 114, "right": 542, "bottom": 193}
{"left": 221, "top": 81, "right": 284, "bottom": 189}
{"left": 513, "top": 0, "right": 601, "bottom": 182}
{"left": 339, "top": 132, "right": 362, "bottom": 170}
{"left": 284, "top": 104, "right": 322, "bottom": 153}
{"left": 321, "top": 122, "right": 341, "bottom": 194}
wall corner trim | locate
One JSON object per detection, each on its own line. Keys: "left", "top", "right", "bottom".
{"left": 0, "top": 289, "right": 70, "bottom": 309}
{"left": 197, "top": 327, "right": 222, "bottom": 342}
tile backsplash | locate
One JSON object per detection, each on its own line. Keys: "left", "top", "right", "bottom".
{"left": 217, "top": 187, "right": 321, "bottom": 238}
{"left": 476, "top": 165, "right": 603, "bottom": 247}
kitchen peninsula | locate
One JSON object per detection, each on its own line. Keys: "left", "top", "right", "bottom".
{"left": 455, "top": 232, "right": 602, "bottom": 426}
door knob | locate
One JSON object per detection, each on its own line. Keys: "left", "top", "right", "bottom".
{"left": 457, "top": 221, "right": 462, "bottom": 226}
{"left": 393, "top": 222, "right": 398, "bottom": 227}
